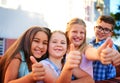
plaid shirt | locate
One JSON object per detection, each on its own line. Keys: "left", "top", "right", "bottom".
{"left": 89, "top": 39, "right": 117, "bottom": 81}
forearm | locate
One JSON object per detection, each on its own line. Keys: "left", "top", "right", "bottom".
{"left": 8, "top": 73, "right": 35, "bottom": 83}
{"left": 56, "top": 66, "right": 72, "bottom": 83}
{"left": 85, "top": 47, "right": 99, "bottom": 61}
{"left": 112, "top": 50, "right": 120, "bottom": 66}
{"left": 71, "top": 75, "right": 95, "bottom": 83}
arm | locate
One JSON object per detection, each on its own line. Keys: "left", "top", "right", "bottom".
{"left": 56, "top": 61, "right": 73, "bottom": 83}
{"left": 86, "top": 38, "right": 116, "bottom": 65}
{"left": 85, "top": 45, "right": 99, "bottom": 61}
{"left": 56, "top": 44, "right": 81, "bottom": 83}
{"left": 71, "top": 76, "right": 94, "bottom": 83}
{"left": 4, "top": 58, "right": 35, "bottom": 83}
{"left": 85, "top": 44, "right": 113, "bottom": 65}
{"left": 4, "top": 55, "right": 46, "bottom": 83}
{"left": 71, "top": 68, "right": 94, "bottom": 83}
{"left": 32, "top": 56, "right": 58, "bottom": 83}
{"left": 57, "top": 53, "right": 94, "bottom": 83}
{"left": 86, "top": 44, "right": 120, "bottom": 66}
{"left": 110, "top": 50, "right": 120, "bottom": 66}
{"left": 41, "top": 64, "right": 58, "bottom": 83}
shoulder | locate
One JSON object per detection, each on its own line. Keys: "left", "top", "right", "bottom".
{"left": 113, "top": 44, "right": 119, "bottom": 51}
{"left": 6, "top": 53, "right": 21, "bottom": 74}
{"left": 8, "top": 52, "right": 22, "bottom": 70}
{"left": 41, "top": 59, "right": 57, "bottom": 74}
{"left": 14, "top": 52, "right": 22, "bottom": 62}
{"left": 11, "top": 53, "right": 21, "bottom": 66}
{"left": 40, "top": 59, "right": 57, "bottom": 82}
{"left": 41, "top": 59, "right": 53, "bottom": 70}
{"left": 89, "top": 38, "right": 96, "bottom": 44}
{"left": 41, "top": 59, "right": 50, "bottom": 66}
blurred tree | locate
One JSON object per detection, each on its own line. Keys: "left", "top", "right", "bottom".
{"left": 111, "top": 12, "right": 120, "bottom": 38}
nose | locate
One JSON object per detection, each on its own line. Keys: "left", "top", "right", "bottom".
{"left": 38, "top": 43, "right": 44, "bottom": 48}
{"left": 76, "top": 32, "right": 81, "bottom": 37}
{"left": 100, "top": 29, "right": 105, "bottom": 33}
{"left": 56, "top": 42, "right": 62, "bottom": 47}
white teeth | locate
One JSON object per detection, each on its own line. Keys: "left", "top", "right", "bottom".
{"left": 74, "top": 37, "right": 81, "bottom": 40}
{"left": 74, "top": 38, "right": 81, "bottom": 42}
{"left": 36, "top": 50, "right": 42, "bottom": 54}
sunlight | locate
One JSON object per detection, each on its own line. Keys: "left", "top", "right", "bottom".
{"left": 20, "top": 0, "right": 44, "bottom": 13}
{"left": 0, "top": 0, "right": 94, "bottom": 39}
{"left": 0, "top": 0, "right": 20, "bottom": 9}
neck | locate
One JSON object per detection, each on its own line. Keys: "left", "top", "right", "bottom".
{"left": 95, "top": 38, "right": 100, "bottom": 43}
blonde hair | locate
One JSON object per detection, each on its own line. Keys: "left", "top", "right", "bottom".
{"left": 66, "top": 18, "right": 88, "bottom": 53}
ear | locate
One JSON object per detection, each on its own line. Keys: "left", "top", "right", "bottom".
{"left": 111, "top": 31, "right": 114, "bottom": 36}
{"left": 94, "top": 26, "right": 96, "bottom": 31}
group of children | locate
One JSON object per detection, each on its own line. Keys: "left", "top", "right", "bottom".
{"left": 0, "top": 15, "right": 120, "bottom": 83}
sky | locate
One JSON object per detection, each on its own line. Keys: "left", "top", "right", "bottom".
{"left": 0, "top": 0, "right": 120, "bottom": 39}
{"left": 0, "top": 0, "right": 87, "bottom": 31}
{"left": 110, "top": 0, "right": 120, "bottom": 14}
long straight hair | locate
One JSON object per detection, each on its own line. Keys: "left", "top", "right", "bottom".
{"left": 66, "top": 18, "right": 88, "bottom": 53}
{"left": 0, "top": 26, "right": 51, "bottom": 83}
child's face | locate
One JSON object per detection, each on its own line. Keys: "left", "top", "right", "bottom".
{"left": 94, "top": 21, "right": 113, "bottom": 42}
{"left": 31, "top": 31, "right": 48, "bottom": 58}
{"left": 48, "top": 32, "right": 67, "bottom": 59}
{"left": 68, "top": 24, "right": 85, "bottom": 49}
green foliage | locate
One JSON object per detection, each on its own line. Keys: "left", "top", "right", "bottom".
{"left": 110, "top": 12, "right": 120, "bottom": 38}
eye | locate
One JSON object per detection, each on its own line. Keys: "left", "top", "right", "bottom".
{"left": 96, "top": 26, "right": 103, "bottom": 31}
{"left": 61, "top": 41, "right": 66, "bottom": 44}
{"left": 80, "top": 31, "right": 85, "bottom": 34}
{"left": 72, "top": 31, "right": 77, "bottom": 33}
{"left": 33, "top": 39, "right": 39, "bottom": 43}
{"left": 104, "top": 28, "right": 111, "bottom": 32}
{"left": 98, "top": 26, "right": 102, "bottom": 29}
{"left": 43, "top": 41, "right": 48, "bottom": 45}
{"left": 52, "top": 40, "right": 57, "bottom": 43}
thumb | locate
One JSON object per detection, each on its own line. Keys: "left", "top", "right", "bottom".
{"left": 107, "top": 38, "right": 113, "bottom": 48}
{"left": 99, "top": 38, "right": 113, "bottom": 50}
{"left": 70, "top": 43, "right": 75, "bottom": 51}
{"left": 30, "top": 56, "right": 38, "bottom": 64}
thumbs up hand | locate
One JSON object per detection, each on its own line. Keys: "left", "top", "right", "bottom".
{"left": 30, "top": 56, "right": 45, "bottom": 81}
{"left": 97, "top": 38, "right": 114, "bottom": 65}
{"left": 112, "top": 50, "right": 120, "bottom": 66}
{"left": 65, "top": 44, "right": 81, "bottom": 70}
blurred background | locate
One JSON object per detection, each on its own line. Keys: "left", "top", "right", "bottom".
{"left": 0, "top": 0, "right": 120, "bottom": 55}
